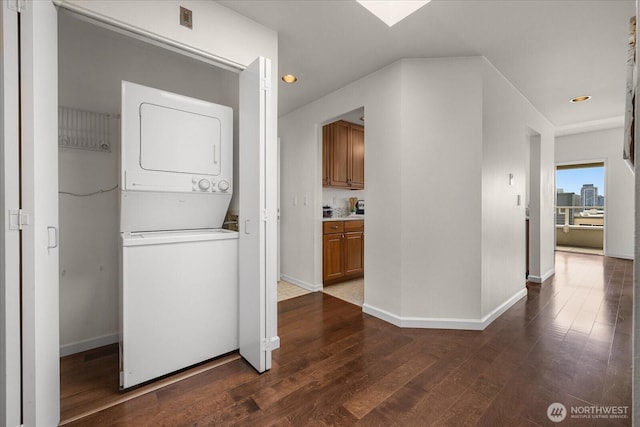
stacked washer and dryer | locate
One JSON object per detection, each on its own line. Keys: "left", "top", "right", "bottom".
{"left": 119, "top": 81, "right": 238, "bottom": 389}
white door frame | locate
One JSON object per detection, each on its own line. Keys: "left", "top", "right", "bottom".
{"left": 20, "top": 1, "right": 61, "bottom": 425}
{"left": 1, "top": 2, "right": 22, "bottom": 426}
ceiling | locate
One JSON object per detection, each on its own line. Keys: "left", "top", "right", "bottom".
{"left": 219, "top": 0, "right": 635, "bottom": 129}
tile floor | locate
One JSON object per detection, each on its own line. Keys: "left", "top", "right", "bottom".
{"left": 277, "top": 281, "right": 310, "bottom": 301}
{"left": 556, "top": 245, "right": 604, "bottom": 256}
{"left": 322, "top": 278, "right": 364, "bottom": 307}
{"left": 278, "top": 278, "right": 364, "bottom": 307}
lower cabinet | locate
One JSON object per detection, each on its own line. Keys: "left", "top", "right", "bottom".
{"left": 323, "top": 220, "right": 364, "bottom": 285}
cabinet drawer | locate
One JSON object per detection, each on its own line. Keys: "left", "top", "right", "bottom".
{"left": 344, "top": 220, "right": 364, "bottom": 232}
{"left": 323, "top": 221, "right": 344, "bottom": 234}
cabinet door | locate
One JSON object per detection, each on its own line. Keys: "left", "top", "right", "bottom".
{"left": 322, "top": 124, "right": 330, "bottom": 187}
{"left": 344, "top": 231, "right": 364, "bottom": 277}
{"left": 323, "top": 233, "right": 344, "bottom": 281}
{"left": 350, "top": 124, "right": 365, "bottom": 189}
{"left": 329, "top": 122, "right": 350, "bottom": 187}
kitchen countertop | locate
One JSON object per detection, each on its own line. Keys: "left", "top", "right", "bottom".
{"left": 323, "top": 215, "right": 364, "bottom": 222}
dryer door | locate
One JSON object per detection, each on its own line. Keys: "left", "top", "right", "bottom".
{"left": 140, "top": 103, "right": 221, "bottom": 176}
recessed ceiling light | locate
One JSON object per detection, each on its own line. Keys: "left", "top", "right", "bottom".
{"left": 570, "top": 95, "right": 591, "bottom": 103}
{"left": 356, "top": 0, "right": 431, "bottom": 27}
{"left": 281, "top": 74, "right": 298, "bottom": 84}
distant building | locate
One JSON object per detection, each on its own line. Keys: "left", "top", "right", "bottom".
{"left": 580, "top": 184, "right": 598, "bottom": 207}
{"left": 597, "top": 195, "right": 605, "bottom": 207}
{"left": 556, "top": 192, "right": 581, "bottom": 225}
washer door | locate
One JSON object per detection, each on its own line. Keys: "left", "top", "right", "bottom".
{"left": 140, "top": 102, "right": 222, "bottom": 176}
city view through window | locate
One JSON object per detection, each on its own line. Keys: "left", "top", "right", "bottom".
{"left": 555, "top": 163, "right": 604, "bottom": 252}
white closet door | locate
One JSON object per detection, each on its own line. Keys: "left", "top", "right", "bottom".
{"left": 20, "top": 1, "right": 60, "bottom": 426}
{"left": 0, "top": 3, "right": 21, "bottom": 426}
{"left": 239, "top": 56, "right": 275, "bottom": 373}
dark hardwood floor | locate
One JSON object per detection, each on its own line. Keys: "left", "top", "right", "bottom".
{"left": 62, "top": 252, "right": 632, "bottom": 426}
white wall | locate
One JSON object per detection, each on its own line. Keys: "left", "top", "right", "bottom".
{"left": 280, "top": 61, "right": 403, "bottom": 310}
{"left": 399, "top": 58, "right": 483, "bottom": 320}
{"left": 555, "top": 127, "right": 634, "bottom": 259}
{"left": 58, "top": 13, "right": 239, "bottom": 353}
{"left": 56, "top": 0, "right": 277, "bottom": 71}
{"left": 280, "top": 56, "right": 556, "bottom": 328}
{"left": 481, "top": 59, "right": 555, "bottom": 315}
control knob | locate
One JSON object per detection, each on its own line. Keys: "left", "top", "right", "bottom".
{"left": 218, "top": 180, "right": 230, "bottom": 192}
{"left": 198, "top": 179, "right": 211, "bottom": 191}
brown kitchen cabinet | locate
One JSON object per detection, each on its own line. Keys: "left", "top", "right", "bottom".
{"left": 322, "top": 120, "right": 364, "bottom": 189}
{"left": 323, "top": 220, "right": 364, "bottom": 285}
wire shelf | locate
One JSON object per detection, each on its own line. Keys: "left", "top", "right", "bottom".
{"left": 58, "top": 106, "right": 114, "bottom": 152}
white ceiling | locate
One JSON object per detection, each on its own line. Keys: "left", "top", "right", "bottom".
{"left": 219, "top": 0, "right": 635, "bottom": 128}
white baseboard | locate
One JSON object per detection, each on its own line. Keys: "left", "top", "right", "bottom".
{"left": 528, "top": 267, "right": 555, "bottom": 284}
{"left": 604, "top": 252, "right": 633, "bottom": 260}
{"left": 480, "top": 288, "right": 528, "bottom": 327}
{"left": 280, "top": 274, "right": 322, "bottom": 292}
{"left": 60, "top": 332, "right": 119, "bottom": 357}
{"left": 363, "top": 288, "right": 527, "bottom": 331}
{"left": 270, "top": 335, "right": 281, "bottom": 350}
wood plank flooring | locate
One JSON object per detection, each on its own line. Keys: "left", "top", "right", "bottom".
{"left": 62, "top": 252, "right": 632, "bottom": 426}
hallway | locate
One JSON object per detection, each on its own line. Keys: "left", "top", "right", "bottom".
{"left": 64, "top": 252, "right": 632, "bottom": 426}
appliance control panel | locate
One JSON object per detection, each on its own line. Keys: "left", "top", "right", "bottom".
{"left": 191, "top": 176, "right": 231, "bottom": 193}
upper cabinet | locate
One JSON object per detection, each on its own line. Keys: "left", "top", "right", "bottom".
{"left": 322, "top": 120, "right": 364, "bottom": 189}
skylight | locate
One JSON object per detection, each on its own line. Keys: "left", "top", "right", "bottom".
{"left": 356, "top": 0, "right": 431, "bottom": 27}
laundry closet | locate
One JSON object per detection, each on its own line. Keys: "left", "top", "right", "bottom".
{"left": 57, "top": 8, "right": 250, "bottom": 394}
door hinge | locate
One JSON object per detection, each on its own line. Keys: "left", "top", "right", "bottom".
{"left": 9, "top": 209, "right": 29, "bottom": 230}
{"left": 7, "top": 0, "right": 26, "bottom": 13}
{"left": 260, "top": 78, "right": 270, "bottom": 91}
{"left": 260, "top": 338, "right": 270, "bottom": 352}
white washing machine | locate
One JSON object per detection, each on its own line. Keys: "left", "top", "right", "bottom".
{"left": 120, "top": 229, "right": 238, "bottom": 388}
{"left": 119, "top": 82, "right": 238, "bottom": 389}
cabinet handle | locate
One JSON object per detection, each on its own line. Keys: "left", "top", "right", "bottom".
{"left": 332, "top": 226, "right": 339, "bottom": 229}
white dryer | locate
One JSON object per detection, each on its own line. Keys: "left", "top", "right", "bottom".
{"left": 120, "top": 81, "right": 233, "bottom": 232}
